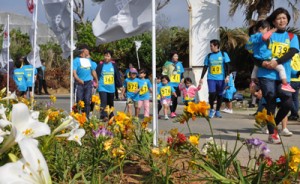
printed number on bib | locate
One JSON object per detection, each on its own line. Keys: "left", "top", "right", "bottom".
{"left": 128, "top": 82, "right": 138, "bottom": 92}
{"left": 161, "top": 87, "right": 171, "bottom": 97}
{"left": 211, "top": 65, "right": 221, "bottom": 75}
{"left": 139, "top": 85, "right": 148, "bottom": 95}
{"left": 271, "top": 42, "right": 289, "bottom": 58}
{"left": 170, "top": 74, "right": 180, "bottom": 83}
{"left": 104, "top": 75, "right": 114, "bottom": 85}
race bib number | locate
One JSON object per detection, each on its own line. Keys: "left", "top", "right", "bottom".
{"left": 127, "top": 82, "right": 138, "bottom": 92}
{"left": 104, "top": 75, "right": 114, "bottom": 85}
{"left": 271, "top": 42, "right": 289, "bottom": 58}
{"left": 161, "top": 86, "right": 171, "bottom": 97}
{"left": 210, "top": 65, "right": 221, "bottom": 75}
{"left": 139, "top": 85, "right": 148, "bottom": 95}
{"left": 170, "top": 74, "right": 180, "bottom": 83}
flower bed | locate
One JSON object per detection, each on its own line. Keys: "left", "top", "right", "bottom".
{"left": 0, "top": 87, "right": 299, "bottom": 183}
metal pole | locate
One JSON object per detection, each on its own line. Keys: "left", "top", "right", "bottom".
{"left": 136, "top": 48, "right": 140, "bottom": 70}
{"left": 70, "top": 0, "right": 74, "bottom": 111}
{"left": 6, "top": 15, "right": 10, "bottom": 97}
{"left": 31, "top": 0, "right": 38, "bottom": 105}
{"left": 152, "top": 0, "right": 157, "bottom": 146}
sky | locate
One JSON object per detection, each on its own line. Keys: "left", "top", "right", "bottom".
{"left": 0, "top": 0, "right": 299, "bottom": 29}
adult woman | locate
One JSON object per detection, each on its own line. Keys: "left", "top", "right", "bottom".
{"left": 96, "top": 50, "right": 122, "bottom": 120}
{"left": 256, "top": 8, "right": 299, "bottom": 144}
{"left": 162, "top": 51, "right": 184, "bottom": 118}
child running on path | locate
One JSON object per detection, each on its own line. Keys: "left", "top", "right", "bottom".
{"left": 178, "top": 77, "right": 201, "bottom": 106}
{"left": 157, "top": 75, "right": 177, "bottom": 120}
{"left": 137, "top": 69, "right": 152, "bottom": 118}
{"left": 121, "top": 68, "right": 140, "bottom": 117}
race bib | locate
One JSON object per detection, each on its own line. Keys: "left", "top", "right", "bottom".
{"left": 104, "top": 75, "right": 114, "bottom": 85}
{"left": 210, "top": 65, "right": 221, "bottom": 75}
{"left": 127, "top": 82, "right": 138, "bottom": 92}
{"left": 139, "top": 85, "right": 148, "bottom": 95}
{"left": 161, "top": 86, "right": 171, "bottom": 97}
{"left": 170, "top": 74, "right": 180, "bottom": 83}
{"left": 271, "top": 42, "right": 289, "bottom": 58}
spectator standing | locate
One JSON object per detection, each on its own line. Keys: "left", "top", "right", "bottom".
{"left": 13, "top": 58, "right": 27, "bottom": 97}
{"left": 23, "top": 57, "right": 37, "bottom": 98}
{"left": 37, "top": 60, "right": 49, "bottom": 95}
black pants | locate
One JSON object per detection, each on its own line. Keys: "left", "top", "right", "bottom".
{"left": 99, "top": 92, "right": 115, "bottom": 119}
{"left": 38, "top": 79, "right": 48, "bottom": 93}
{"left": 170, "top": 87, "right": 180, "bottom": 113}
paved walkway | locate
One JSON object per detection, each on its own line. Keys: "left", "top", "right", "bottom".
{"left": 36, "top": 95, "right": 300, "bottom": 166}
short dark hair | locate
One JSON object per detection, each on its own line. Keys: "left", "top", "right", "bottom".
{"left": 169, "top": 51, "right": 178, "bottom": 60}
{"left": 15, "top": 58, "right": 23, "bottom": 68}
{"left": 210, "top": 39, "right": 220, "bottom": 48}
{"left": 161, "top": 75, "right": 170, "bottom": 82}
{"left": 78, "top": 44, "right": 89, "bottom": 51}
{"left": 104, "top": 50, "right": 113, "bottom": 57}
{"left": 255, "top": 20, "right": 270, "bottom": 32}
{"left": 267, "top": 7, "right": 291, "bottom": 27}
{"left": 184, "top": 77, "right": 193, "bottom": 84}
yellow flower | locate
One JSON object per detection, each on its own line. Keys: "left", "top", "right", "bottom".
{"left": 151, "top": 148, "right": 160, "bottom": 156}
{"left": 290, "top": 146, "right": 300, "bottom": 155}
{"left": 161, "top": 146, "right": 170, "bottom": 155}
{"left": 78, "top": 101, "right": 85, "bottom": 108}
{"left": 115, "top": 111, "right": 129, "bottom": 122}
{"left": 91, "top": 95, "right": 100, "bottom": 105}
{"left": 72, "top": 112, "right": 87, "bottom": 127}
{"left": 104, "top": 139, "right": 113, "bottom": 150}
{"left": 94, "top": 105, "right": 100, "bottom": 111}
{"left": 104, "top": 106, "right": 114, "bottom": 117}
{"left": 50, "top": 95, "right": 56, "bottom": 103}
{"left": 282, "top": 179, "right": 291, "bottom": 184}
{"left": 255, "top": 108, "right": 276, "bottom": 126}
{"left": 189, "top": 135, "right": 200, "bottom": 146}
{"left": 196, "top": 101, "right": 210, "bottom": 117}
{"left": 141, "top": 116, "right": 152, "bottom": 129}
{"left": 48, "top": 111, "right": 59, "bottom": 121}
{"left": 289, "top": 160, "right": 300, "bottom": 172}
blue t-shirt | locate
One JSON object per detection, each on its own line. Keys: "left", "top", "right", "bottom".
{"left": 169, "top": 61, "right": 184, "bottom": 87}
{"left": 223, "top": 73, "right": 236, "bottom": 100}
{"left": 138, "top": 78, "right": 152, "bottom": 100}
{"left": 157, "top": 82, "right": 162, "bottom": 100}
{"left": 247, "top": 33, "right": 272, "bottom": 60}
{"left": 98, "top": 62, "right": 115, "bottom": 93}
{"left": 204, "top": 51, "right": 230, "bottom": 80}
{"left": 73, "top": 57, "right": 96, "bottom": 81}
{"left": 157, "top": 83, "right": 175, "bottom": 99}
{"left": 257, "top": 32, "right": 300, "bottom": 82}
{"left": 124, "top": 78, "right": 140, "bottom": 101}
{"left": 22, "top": 65, "right": 37, "bottom": 87}
{"left": 13, "top": 68, "right": 27, "bottom": 92}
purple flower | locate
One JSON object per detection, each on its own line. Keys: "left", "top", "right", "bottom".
{"left": 92, "top": 127, "right": 113, "bottom": 138}
{"left": 246, "top": 138, "right": 263, "bottom": 147}
{"left": 261, "top": 144, "right": 270, "bottom": 156}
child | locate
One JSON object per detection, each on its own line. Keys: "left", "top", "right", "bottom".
{"left": 156, "top": 75, "right": 162, "bottom": 119}
{"left": 137, "top": 69, "right": 152, "bottom": 118}
{"left": 246, "top": 20, "right": 295, "bottom": 92}
{"left": 13, "top": 58, "right": 27, "bottom": 97}
{"left": 222, "top": 72, "right": 236, "bottom": 114}
{"left": 157, "top": 75, "right": 177, "bottom": 120}
{"left": 121, "top": 68, "right": 140, "bottom": 117}
{"left": 178, "top": 77, "right": 201, "bottom": 106}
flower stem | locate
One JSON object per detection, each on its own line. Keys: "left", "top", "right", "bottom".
{"left": 186, "top": 120, "right": 192, "bottom": 135}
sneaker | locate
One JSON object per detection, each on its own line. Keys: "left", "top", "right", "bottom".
{"left": 221, "top": 108, "right": 228, "bottom": 112}
{"left": 215, "top": 111, "right": 222, "bottom": 118}
{"left": 223, "top": 108, "right": 233, "bottom": 114}
{"left": 280, "top": 128, "right": 293, "bottom": 136}
{"left": 281, "top": 83, "right": 296, "bottom": 93}
{"left": 268, "top": 134, "right": 281, "bottom": 144}
{"left": 261, "top": 127, "right": 269, "bottom": 134}
{"left": 170, "top": 112, "right": 176, "bottom": 118}
{"left": 164, "top": 115, "right": 169, "bottom": 120}
{"left": 209, "top": 109, "right": 215, "bottom": 118}
{"left": 288, "top": 115, "right": 299, "bottom": 121}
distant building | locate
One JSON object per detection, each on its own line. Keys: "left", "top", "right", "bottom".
{"left": 0, "top": 12, "right": 57, "bottom": 44}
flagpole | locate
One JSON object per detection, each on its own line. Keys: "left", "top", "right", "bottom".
{"left": 31, "top": 0, "right": 38, "bottom": 105}
{"left": 6, "top": 15, "right": 10, "bottom": 97}
{"left": 70, "top": 0, "right": 74, "bottom": 111}
{"left": 136, "top": 46, "right": 140, "bottom": 70}
{"left": 152, "top": 0, "right": 157, "bottom": 146}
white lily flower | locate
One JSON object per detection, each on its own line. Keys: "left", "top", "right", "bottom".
{"left": 68, "top": 128, "right": 85, "bottom": 146}
{"left": 56, "top": 128, "right": 85, "bottom": 146}
{"left": 30, "top": 110, "right": 40, "bottom": 120}
{"left": 1, "top": 91, "right": 17, "bottom": 101}
{"left": 52, "top": 116, "right": 79, "bottom": 135}
{"left": 0, "top": 104, "right": 7, "bottom": 120}
{"left": 0, "top": 103, "right": 51, "bottom": 154}
{"left": 0, "top": 138, "right": 52, "bottom": 184}
{"left": 0, "top": 119, "right": 10, "bottom": 128}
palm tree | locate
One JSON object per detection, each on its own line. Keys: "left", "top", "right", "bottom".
{"left": 228, "top": 0, "right": 300, "bottom": 26}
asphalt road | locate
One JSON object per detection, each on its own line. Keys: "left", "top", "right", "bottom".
{"left": 36, "top": 95, "right": 300, "bottom": 166}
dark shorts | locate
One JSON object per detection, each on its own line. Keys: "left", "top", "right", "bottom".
{"left": 27, "top": 87, "right": 33, "bottom": 92}
{"left": 223, "top": 98, "right": 232, "bottom": 102}
{"left": 207, "top": 79, "right": 225, "bottom": 95}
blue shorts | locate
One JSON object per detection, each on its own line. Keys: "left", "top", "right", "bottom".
{"left": 207, "top": 79, "right": 225, "bottom": 95}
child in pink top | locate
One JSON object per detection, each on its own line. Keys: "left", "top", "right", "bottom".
{"left": 179, "top": 77, "right": 201, "bottom": 106}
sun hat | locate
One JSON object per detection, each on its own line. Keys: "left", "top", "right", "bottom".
{"left": 129, "top": 68, "right": 138, "bottom": 74}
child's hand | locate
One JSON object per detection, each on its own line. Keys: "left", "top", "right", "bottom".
{"left": 270, "top": 27, "right": 277, "bottom": 33}
{"left": 180, "top": 78, "right": 184, "bottom": 83}
{"left": 134, "top": 89, "right": 139, "bottom": 94}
